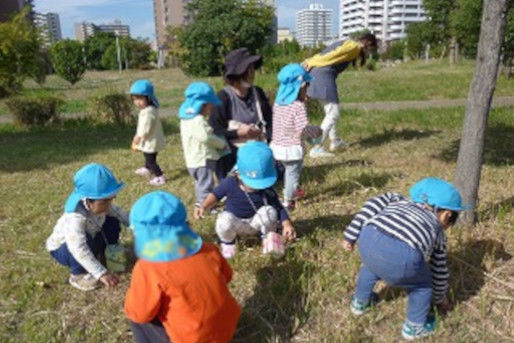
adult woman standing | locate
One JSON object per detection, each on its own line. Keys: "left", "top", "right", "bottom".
{"left": 303, "top": 33, "right": 377, "bottom": 158}
{"left": 209, "top": 47, "right": 273, "bottom": 179}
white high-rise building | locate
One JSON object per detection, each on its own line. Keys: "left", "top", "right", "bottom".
{"left": 34, "top": 12, "right": 61, "bottom": 47}
{"left": 339, "top": 0, "right": 426, "bottom": 44}
{"left": 296, "top": 3, "right": 333, "bottom": 47}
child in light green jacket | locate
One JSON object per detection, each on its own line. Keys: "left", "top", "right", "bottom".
{"left": 179, "top": 82, "right": 229, "bottom": 207}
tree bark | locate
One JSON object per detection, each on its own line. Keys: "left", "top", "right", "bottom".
{"left": 454, "top": 0, "right": 509, "bottom": 225}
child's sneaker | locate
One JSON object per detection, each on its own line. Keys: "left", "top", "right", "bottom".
{"left": 68, "top": 273, "right": 98, "bottom": 291}
{"left": 329, "top": 138, "right": 348, "bottom": 152}
{"left": 135, "top": 167, "right": 151, "bottom": 177}
{"left": 220, "top": 243, "right": 236, "bottom": 259}
{"left": 149, "top": 175, "right": 166, "bottom": 186}
{"left": 294, "top": 188, "right": 306, "bottom": 199}
{"left": 350, "top": 292, "right": 379, "bottom": 316}
{"left": 309, "top": 146, "right": 335, "bottom": 158}
{"left": 401, "top": 317, "right": 436, "bottom": 340}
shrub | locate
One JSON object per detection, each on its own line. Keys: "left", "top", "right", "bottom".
{"left": 6, "top": 96, "right": 63, "bottom": 128}
{"left": 50, "top": 39, "right": 86, "bottom": 85}
{"left": 88, "top": 91, "right": 134, "bottom": 124}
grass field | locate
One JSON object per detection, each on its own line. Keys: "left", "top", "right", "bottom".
{"left": 0, "top": 63, "right": 513, "bottom": 343}
{"left": 2, "top": 59, "right": 514, "bottom": 118}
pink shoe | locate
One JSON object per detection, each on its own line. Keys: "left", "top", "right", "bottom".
{"left": 220, "top": 243, "right": 236, "bottom": 259}
{"left": 135, "top": 167, "right": 151, "bottom": 177}
{"left": 149, "top": 175, "right": 166, "bottom": 186}
{"left": 294, "top": 188, "right": 306, "bottom": 199}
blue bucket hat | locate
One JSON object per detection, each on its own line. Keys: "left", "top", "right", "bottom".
{"left": 178, "top": 82, "right": 222, "bottom": 119}
{"left": 129, "top": 79, "right": 160, "bottom": 108}
{"left": 409, "top": 177, "right": 469, "bottom": 211}
{"left": 275, "top": 63, "right": 313, "bottom": 106}
{"left": 237, "top": 141, "right": 277, "bottom": 190}
{"left": 130, "top": 191, "right": 203, "bottom": 262}
{"left": 64, "top": 163, "right": 125, "bottom": 213}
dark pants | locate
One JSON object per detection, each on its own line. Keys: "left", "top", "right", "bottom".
{"left": 215, "top": 151, "right": 237, "bottom": 181}
{"left": 144, "top": 152, "right": 163, "bottom": 177}
{"left": 50, "top": 216, "right": 121, "bottom": 275}
{"left": 130, "top": 319, "right": 171, "bottom": 343}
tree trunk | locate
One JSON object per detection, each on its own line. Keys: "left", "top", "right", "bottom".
{"left": 454, "top": 0, "right": 509, "bottom": 225}
{"left": 450, "top": 36, "right": 457, "bottom": 65}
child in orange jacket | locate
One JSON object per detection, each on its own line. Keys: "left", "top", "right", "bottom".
{"left": 124, "top": 191, "right": 241, "bottom": 343}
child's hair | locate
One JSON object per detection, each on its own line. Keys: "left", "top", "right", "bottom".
{"left": 447, "top": 210, "right": 459, "bottom": 226}
{"left": 131, "top": 94, "right": 156, "bottom": 107}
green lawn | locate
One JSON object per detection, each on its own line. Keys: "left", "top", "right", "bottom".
{"left": 1, "top": 59, "right": 514, "bottom": 117}
{"left": 0, "top": 96, "right": 512, "bottom": 342}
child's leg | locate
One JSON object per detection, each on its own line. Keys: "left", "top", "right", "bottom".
{"left": 249, "top": 206, "right": 278, "bottom": 235}
{"left": 144, "top": 152, "right": 163, "bottom": 177}
{"left": 215, "top": 211, "right": 256, "bottom": 243}
{"left": 50, "top": 244, "right": 88, "bottom": 275}
{"left": 400, "top": 260, "right": 433, "bottom": 325}
{"left": 188, "top": 166, "right": 215, "bottom": 206}
{"left": 282, "top": 160, "right": 303, "bottom": 202}
{"left": 320, "top": 102, "right": 340, "bottom": 143}
{"left": 354, "top": 264, "right": 380, "bottom": 303}
{"left": 129, "top": 319, "right": 170, "bottom": 343}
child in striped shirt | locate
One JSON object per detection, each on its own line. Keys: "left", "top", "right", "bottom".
{"left": 270, "top": 64, "right": 321, "bottom": 210}
{"left": 343, "top": 178, "right": 467, "bottom": 340}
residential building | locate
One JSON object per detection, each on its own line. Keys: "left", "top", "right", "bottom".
{"left": 296, "top": 3, "right": 333, "bottom": 47}
{"left": 152, "top": 0, "right": 191, "bottom": 49}
{"left": 75, "top": 20, "right": 130, "bottom": 42}
{"left": 0, "top": 0, "right": 33, "bottom": 22}
{"left": 34, "top": 12, "right": 62, "bottom": 47}
{"left": 277, "top": 28, "right": 295, "bottom": 43}
{"left": 339, "top": 0, "right": 426, "bottom": 44}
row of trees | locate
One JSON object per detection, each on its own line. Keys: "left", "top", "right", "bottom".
{"left": 0, "top": 8, "right": 154, "bottom": 95}
{"left": 405, "top": 0, "right": 514, "bottom": 64}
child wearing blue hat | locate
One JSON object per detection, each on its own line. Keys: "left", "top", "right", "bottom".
{"left": 270, "top": 63, "right": 322, "bottom": 210}
{"left": 179, "top": 82, "right": 229, "bottom": 208}
{"left": 130, "top": 79, "right": 167, "bottom": 186}
{"left": 343, "top": 177, "right": 467, "bottom": 340}
{"left": 194, "top": 141, "right": 296, "bottom": 259}
{"left": 46, "top": 163, "right": 129, "bottom": 291}
{"left": 125, "top": 191, "right": 241, "bottom": 343}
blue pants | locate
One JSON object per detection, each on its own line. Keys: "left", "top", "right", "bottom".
{"left": 130, "top": 319, "right": 171, "bottom": 343}
{"left": 355, "top": 225, "right": 432, "bottom": 325}
{"left": 50, "top": 216, "right": 121, "bottom": 275}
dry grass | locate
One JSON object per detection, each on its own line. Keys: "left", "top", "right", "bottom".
{"left": 0, "top": 69, "right": 512, "bottom": 343}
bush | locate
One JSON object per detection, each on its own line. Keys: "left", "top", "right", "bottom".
{"left": 6, "top": 96, "right": 63, "bottom": 128}
{"left": 88, "top": 91, "right": 134, "bottom": 124}
{"left": 50, "top": 40, "right": 86, "bottom": 85}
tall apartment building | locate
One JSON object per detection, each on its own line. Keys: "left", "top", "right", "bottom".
{"left": 75, "top": 20, "right": 130, "bottom": 42}
{"left": 34, "top": 12, "right": 62, "bottom": 47}
{"left": 339, "top": 0, "right": 426, "bottom": 44}
{"left": 0, "top": 0, "right": 33, "bottom": 22}
{"left": 296, "top": 3, "right": 333, "bottom": 47}
{"left": 153, "top": 0, "right": 191, "bottom": 49}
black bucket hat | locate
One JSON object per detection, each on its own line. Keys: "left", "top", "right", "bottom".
{"left": 223, "top": 47, "right": 263, "bottom": 77}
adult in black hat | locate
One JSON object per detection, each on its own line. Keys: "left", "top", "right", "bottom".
{"left": 209, "top": 47, "right": 273, "bottom": 179}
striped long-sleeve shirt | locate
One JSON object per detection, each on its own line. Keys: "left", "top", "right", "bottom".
{"left": 344, "top": 192, "right": 449, "bottom": 303}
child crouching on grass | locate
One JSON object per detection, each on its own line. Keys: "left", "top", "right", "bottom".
{"left": 270, "top": 63, "right": 322, "bottom": 211}
{"left": 130, "top": 79, "right": 167, "bottom": 186}
{"left": 194, "top": 141, "right": 296, "bottom": 259}
{"left": 343, "top": 177, "right": 467, "bottom": 340}
{"left": 124, "top": 191, "right": 241, "bottom": 343}
{"left": 179, "top": 82, "right": 229, "bottom": 208}
{"left": 46, "top": 163, "right": 128, "bottom": 291}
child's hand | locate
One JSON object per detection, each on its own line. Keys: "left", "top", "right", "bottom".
{"left": 130, "top": 142, "right": 139, "bottom": 151}
{"left": 194, "top": 206, "right": 205, "bottom": 220}
{"left": 100, "top": 272, "right": 120, "bottom": 288}
{"left": 282, "top": 222, "right": 296, "bottom": 243}
{"left": 342, "top": 240, "right": 354, "bottom": 252}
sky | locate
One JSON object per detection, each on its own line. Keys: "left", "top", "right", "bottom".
{"left": 34, "top": 0, "right": 340, "bottom": 42}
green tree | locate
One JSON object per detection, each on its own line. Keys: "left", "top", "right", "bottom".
{"left": 0, "top": 7, "right": 42, "bottom": 95}
{"left": 50, "top": 39, "right": 86, "bottom": 85}
{"left": 84, "top": 32, "right": 116, "bottom": 70}
{"left": 451, "top": 0, "right": 483, "bottom": 58}
{"left": 100, "top": 36, "right": 152, "bottom": 70}
{"left": 174, "top": 0, "right": 274, "bottom": 76}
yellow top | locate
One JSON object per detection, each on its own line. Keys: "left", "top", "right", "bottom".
{"left": 136, "top": 106, "right": 166, "bottom": 153}
{"left": 304, "top": 40, "right": 362, "bottom": 68}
